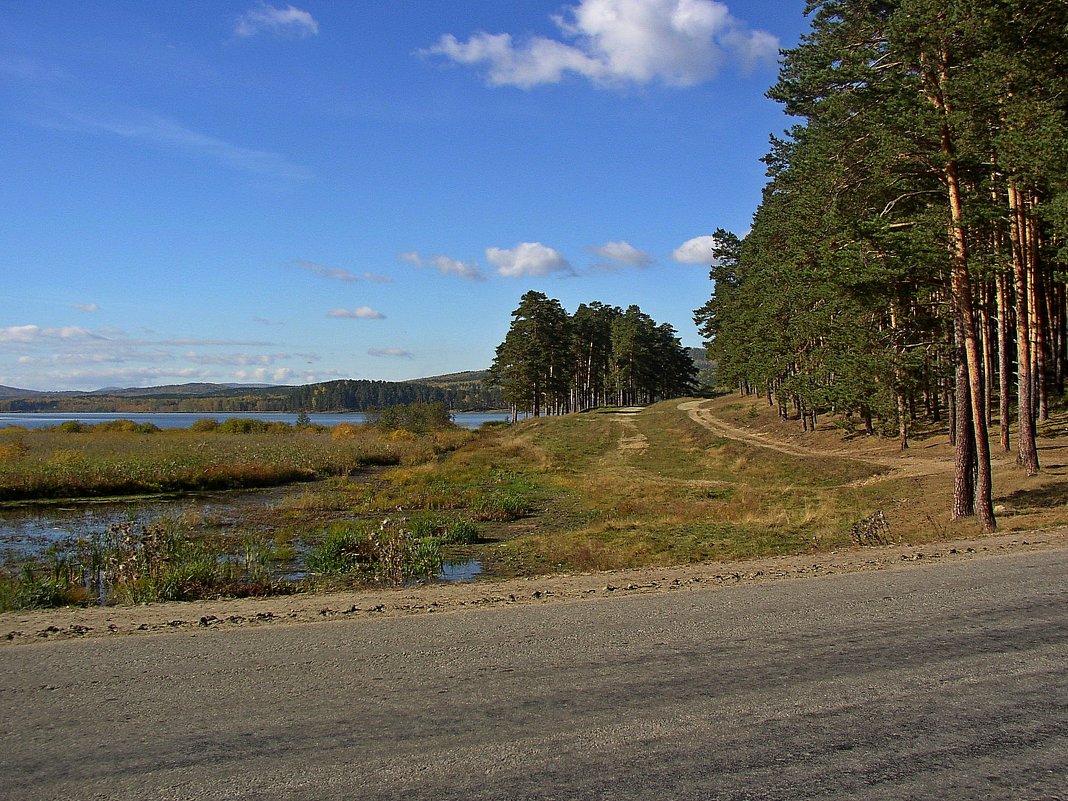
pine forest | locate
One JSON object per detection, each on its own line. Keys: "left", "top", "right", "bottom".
{"left": 693, "top": 0, "right": 1068, "bottom": 531}
{"left": 489, "top": 291, "right": 697, "bottom": 420}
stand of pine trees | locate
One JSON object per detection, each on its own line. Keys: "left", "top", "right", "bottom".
{"left": 694, "top": 0, "right": 1068, "bottom": 531}
{"left": 489, "top": 291, "right": 697, "bottom": 420}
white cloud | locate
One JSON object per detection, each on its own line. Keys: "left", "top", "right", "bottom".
{"left": 588, "top": 240, "right": 653, "bottom": 268}
{"left": 0, "top": 325, "right": 103, "bottom": 344}
{"left": 368, "top": 348, "right": 414, "bottom": 359}
{"left": 234, "top": 367, "right": 295, "bottom": 383}
{"left": 424, "top": 0, "right": 779, "bottom": 89}
{"left": 327, "top": 307, "right": 386, "bottom": 320}
{"left": 72, "top": 302, "right": 99, "bottom": 313}
{"left": 487, "top": 242, "right": 573, "bottom": 278}
{"left": 400, "top": 251, "right": 485, "bottom": 281}
{"left": 295, "top": 260, "right": 359, "bottom": 282}
{"left": 235, "top": 4, "right": 319, "bottom": 38}
{"left": 672, "top": 234, "right": 717, "bottom": 264}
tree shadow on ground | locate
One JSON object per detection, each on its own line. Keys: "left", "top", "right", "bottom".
{"left": 999, "top": 482, "right": 1068, "bottom": 510}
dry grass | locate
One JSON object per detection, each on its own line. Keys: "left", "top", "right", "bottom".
{"left": 455, "top": 395, "right": 1068, "bottom": 574}
{"left": 0, "top": 423, "right": 473, "bottom": 500}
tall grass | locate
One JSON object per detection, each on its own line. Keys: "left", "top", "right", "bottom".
{"left": 0, "top": 517, "right": 284, "bottom": 610}
{"left": 0, "top": 421, "right": 473, "bottom": 500}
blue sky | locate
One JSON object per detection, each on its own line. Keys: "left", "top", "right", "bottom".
{"left": 1, "top": 0, "right": 808, "bottom": 391}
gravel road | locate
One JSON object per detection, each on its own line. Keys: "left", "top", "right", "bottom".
{"left": 2, "top": 547, "right": 1066, "bottom": 801}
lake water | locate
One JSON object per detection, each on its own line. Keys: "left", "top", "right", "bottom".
{"left": 0, "top": 410, "right": 510, "bottom": 430}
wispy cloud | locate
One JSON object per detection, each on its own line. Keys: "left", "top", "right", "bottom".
{"left": 184, "top": 351, "right": 294, "bottom": 366}
{"left": 400, "top": 251, "right": 486, "bottom": 281}
{"left": 153, "top": 337, "right": 276, "bottom": 347}
{"left": 295, "top": 259, "right": 359, "bottom": 282}
{"left": 65, "top": 114, "right": 312, "bottom": 181}
{"left": 486, "top": 242, "right": 574, "bottom": 278}
{"left": 424, "top": 0, "right": 779, "bottom": 89}
{"left": 672, "top": 234, "right": 716, "bottom": 264}
{"left": 235, "top": 4, "right": 320, "bottom": 38}
{"left": 71, "top": 302, "right": 99, "bottom": 313}
{"left": 16, "top": 349, "right": 175, "bottom": 366}
{"left": 588, "top": 240, "right": 653, "bottom": 270}
{"left": 368, "top": 347, "right": 414, "bottom": 359}
{"left": 31, "top": 366, "right": 210, "bottom": 387}
{"left": 327, "top": 307, "right": 386, "bottom": 320}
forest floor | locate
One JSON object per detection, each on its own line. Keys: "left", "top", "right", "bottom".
{"left": 5, "top": 395, "right": 1066, "bottom": 645}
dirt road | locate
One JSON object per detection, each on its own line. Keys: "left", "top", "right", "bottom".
{"left": 3, "top": 545, "right": 1066, "bottom": 801}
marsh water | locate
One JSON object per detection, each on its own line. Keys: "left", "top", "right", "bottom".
{"left": 0, "top": 484, "right": 483, "bottom": 586}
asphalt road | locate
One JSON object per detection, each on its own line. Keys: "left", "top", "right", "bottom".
{"left": 2, "top": 549, "right": 1067, "bottom": 801}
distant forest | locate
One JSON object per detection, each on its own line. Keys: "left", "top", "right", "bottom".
{"left": 0, "top": 377, "right": 502, "bottom": 414}
{"left": 694, "top": 0, "right": 1068, "bottom": 531}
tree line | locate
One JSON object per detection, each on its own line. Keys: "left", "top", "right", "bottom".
{"left": 694, "top": 0, "right": 1068, "bottom": 530}
{"left": 489, "top": 290, "right": 697, "bottom": 419}
{"left": 0, "top": 379, "right": 503, "bottom": 414}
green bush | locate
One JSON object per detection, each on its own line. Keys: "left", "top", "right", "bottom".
{"left": 217, "top": 418, "right": 273, "bottom": 434}
{"left": 366, "top": 402, "right": 455, "bottom": 434}
{"left": 444, "top": 519, "right": 481, "bottom": 545}
{"left": 306, "top": 522, "right": 375, "bottom": 575}
{"left": 95, "top": 420, "right": 160, "bottom": 433}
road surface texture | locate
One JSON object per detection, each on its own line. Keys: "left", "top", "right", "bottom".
{"left": 2, "top": 548, "right": 1066, "bottom": 801}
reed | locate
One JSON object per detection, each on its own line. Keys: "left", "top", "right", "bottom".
{"left": 0, "top": 422, "right": 473, "bottom": 501}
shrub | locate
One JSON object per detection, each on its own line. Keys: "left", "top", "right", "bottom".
{"left": 0, "top": 439, "right": 29, "bottom": 462}
{"left": 190, "top": 418, "right": 219, "bottom": 432}
{"left": 57, "top": 421, "right": 85, "bottom": 433}
{"left": 366, "top": 402, "right": 455, "bottom": 434}
{"left": 306, "top": 522, "right": 376, "bottom": 575}
{"left": 444, "top": 519, "right": 481, "bottom": 545}
{"left": 331, "top": 423, "right": 365, "bottom": 440}
{"left": 96, "top": 420, "right": 161, "bottom": 433}
{"left": 217, "top": 418, "right": 272, "bottom": 434}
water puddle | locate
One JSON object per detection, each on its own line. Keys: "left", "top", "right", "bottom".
{"left": 440, "top": 559, "right": 482, "bottom": 582}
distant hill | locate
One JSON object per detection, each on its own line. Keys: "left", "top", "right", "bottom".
{"left": 413, "top": 370, "right": 489, "bottom": 387}
{"left": 86, "top": 382, "right": 277, "bottom": 397}
{"left": 0, "top": 385, "right": 38, "bottom": 399}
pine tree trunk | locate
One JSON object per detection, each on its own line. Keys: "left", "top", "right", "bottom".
{"left": 945, "top": 145, "right": 995, "bottom": 531}
{"left": 996, "top": 272, "right": 1011, "bottom": 452}
{"left": 953, "top": 321, "right": 976, "bottom": 519}
{"left": 1008, "top": 180, "right": 1039, "bottom": 475}
{"left": 980, "top": 285, "right": 994, "bottom": 426}
{"left": 922, "top": 51, "right": 994, "bottom": 530}
{"left": 1033, "top": 246, "right": 1050, "bottom": 421}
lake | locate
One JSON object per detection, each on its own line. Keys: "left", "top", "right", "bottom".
{"left": 0, "top": 410, "right": 511, "bottom": 430}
